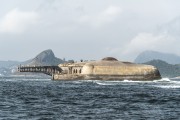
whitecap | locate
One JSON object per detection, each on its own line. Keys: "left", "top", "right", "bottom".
{"left": 94, "top": 80, "right": 140, "bottom": 85}
{"left": 171, "top": 80, "right": 180, "bottom": 84}
{"left": 155, "top": 85, "right": 180, "bottom": 89}
{"left": 151, "top": 78, "right": 180, "bottom": 89}
{"left": 153, "top": 78, "right": 171, "bottom": 83}
{"left": 122, "top": 79, "right": 149, "bottom": 83}
{"left": 95, "top": 82, "right": 115, "bottom": 86}
{"left": 72, "top": 81, "right": 82, "bottom": 84}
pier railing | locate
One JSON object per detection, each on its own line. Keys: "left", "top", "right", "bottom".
{"left": 18, "top": 65, "right": 62, "bottom": 76}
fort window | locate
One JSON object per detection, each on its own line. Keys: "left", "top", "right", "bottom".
{"left": 79, "top": 69, "right": 81, "bottom": 73}
{"left": 73, "top": 69, "right": 76, "bottom": 74}
{"left": 76, "top": 69, "right": 77, "bottom": 73}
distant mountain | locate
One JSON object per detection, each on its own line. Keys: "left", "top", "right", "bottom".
{"left": 23, "top": 49, "right": 65, "bottom": 66}
{"left": 0, "top": 61, "right": 20, "bottom": 68}
{"left": 0, "top": 61, "right": 20, "bottom": 76}
{"left": 0, "top": 49, "right": 65, "bottom": 77}
{"left": 144, "top": 60, "right": 180, "bottom": 78}
{"left": 135, "top": 50, "right": 180, "bottom": 64}
{"left": 0, "top": 67, "right": 12, "bottom": 76}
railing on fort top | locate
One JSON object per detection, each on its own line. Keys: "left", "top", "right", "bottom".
{"left": 18, "top": 65, "right": 62, "bottom": 76}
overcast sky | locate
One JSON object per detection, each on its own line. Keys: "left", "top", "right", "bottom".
{"left": 0, "top": 0, "right": 180, "bottom": 61}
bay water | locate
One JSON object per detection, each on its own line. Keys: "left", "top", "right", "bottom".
{"left": 0, "top": 78, "right": 179, "bottom": 120}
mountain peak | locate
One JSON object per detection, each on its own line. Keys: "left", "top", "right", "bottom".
{"left": 34, "top": 49, "right": 55, "bottom": 62}
{"left": 25, "top": 49, "right": 64, "bottom": 66}
{"left": 135, "top": 50, "right": 180, "bottom": 64}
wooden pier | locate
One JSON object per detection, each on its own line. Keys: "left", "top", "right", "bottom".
{"left": 18, "top": 65, "right": 62, "bottom": 76}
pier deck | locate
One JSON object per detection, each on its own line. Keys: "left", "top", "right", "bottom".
{"left": 18, "top": 65, "right": 62, "bottom": 76}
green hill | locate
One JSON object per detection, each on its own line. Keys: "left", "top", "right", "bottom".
{"left": 144, "top": 60, "right": 180, "bottom": 78}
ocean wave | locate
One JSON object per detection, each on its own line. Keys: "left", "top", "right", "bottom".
{"left": 86, "top": 78, "right": 180, "bottom": 86}
{"left": 95, "top": 81, "right": 119, "bottom": 86}
{"left": 154, "top": 85, "right": 180, "bottom": 89}
{"left": 152, "top": 78, "right": 180, "bottom": 89}
{"left": 153, "top": 78, "right": 171, "bottom": 83}
{"left": 94, "top": 80, "right": 148, "bottom": 86}
{"left": 71, "top": 78, "right": 177, "bottom": 86}
{"left": 0, "top": 78, "right": 51, "bottom": 82}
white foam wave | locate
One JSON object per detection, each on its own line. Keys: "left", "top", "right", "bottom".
{"left": 71, "top": 78, "right": 180, "bottom": 87}
{"left": 72, "top": 81, "right": 82, "bottom": 84}
{"left": 153, "top": 78, "right": 171, "bottom": 83}
{"left": 122, "top": 79, "right": 151, "bottom": 83}
{"left": 95, "top": 82, "right": 116, "bottom": 86}
{"left": 151, "top": 78, "right": 180, "bottom": 89}
{"left": 171, "top": 81, "right": 180, "bottom": 84}
{"left": 155, "top": 85, "right": 180, "bottom": 89}
{"left": 95, "top": 80, "right": 147, "bottom": 86}
{"left": 94, "top": 77, "right": 180, "bottom": 86}
{"left": 72, "top": 80, "right": 103, "bottom": 85}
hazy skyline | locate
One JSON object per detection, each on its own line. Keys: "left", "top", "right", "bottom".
{"left": 1, "top": 0, "right": 180, "bottom": 61}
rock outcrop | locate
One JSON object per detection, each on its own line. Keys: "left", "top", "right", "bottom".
{"left": 23, "top": 49, "right": 65, "bottom": 66}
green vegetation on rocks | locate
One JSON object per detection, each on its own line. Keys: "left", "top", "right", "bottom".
{"left": 144, "top": 60, "right": 180, "bottom": 78}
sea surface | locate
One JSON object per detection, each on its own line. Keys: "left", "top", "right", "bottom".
{"left": 0, "top": 78, "right": 179, "bottom": 120}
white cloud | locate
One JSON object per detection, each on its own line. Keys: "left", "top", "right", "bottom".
{"left": 79, "top": 6, "right": 122, "bottom": 28}
{"left": 121, "top": 33, "right": 178, "bottom": 59}
{"left": 0, "top": 8, "right": 39, "bottom": 33}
